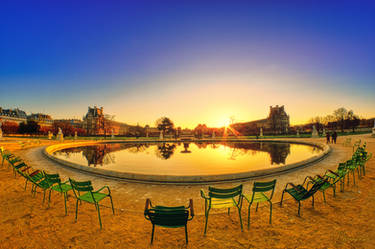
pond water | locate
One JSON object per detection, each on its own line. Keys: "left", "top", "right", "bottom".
{"left": 52, "top": 141, "right": 322, "bottom": 176}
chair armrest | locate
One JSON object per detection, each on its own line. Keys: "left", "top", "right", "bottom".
{"left": 316, "top": 175, "right": 330, "bottom": 184}
{"left": 241, "top": 193, "right": 251, "bottom": 203}
{"left": 189, "top": 199, "right": 194, "bottom": 218}
{"left": 285, "top": 182, "right": 303, "bottom": 193}
{"left": 96, "top": 185, "right": 111, "bottom": 195}
{"left": 200, "top": 189, "right": 209, "bottom": 200}
{"left": 327, "top": 169, "right": 339, "bottom": 177}
{"left": 62, "top": 180, "right": 70, "bottom": 184}
{"left": 29, "top": 170, "right": 41, "bottom": 177}
{"left": 302, "top": 176, "right": 314, "bottom": 186}
{"left": 144, "top": 199, "right": 151, "bottom": 220}
{"left": 145, "top": 198, "right": 151, "bottom": 212}
{"left": 284, "top": 182, "right": 296, "bottom": 189}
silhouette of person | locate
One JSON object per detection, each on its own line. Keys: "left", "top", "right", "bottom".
{"left": 332, "top": 131, "right": 337, "bottom": 144}
{"left": 326, "top": 132, "right": 331, "bottom": 144}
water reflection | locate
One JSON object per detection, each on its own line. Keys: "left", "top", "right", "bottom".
{"left": 155, "top": 143, "right": 176, "bottom": 160}
{"left": 54, "top": 142, "right": 293, "bottom": 167}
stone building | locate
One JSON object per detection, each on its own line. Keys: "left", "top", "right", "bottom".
{"left": 28, "top": 113, "right": 54, "bottom": 127}
{"left": 82, "top": 106, "right": 106, "bottom": 135}
{"left": 232, "top": 105, "right": 290, "bottom": 135}
{"left": 82, "top": 106, "right": 141, "bottom": 136}
{"left": 54, "top": 119, "right": 83, "bottom": 129}
{"left": 0, "top": 107, "right": 27, "bottom": 124}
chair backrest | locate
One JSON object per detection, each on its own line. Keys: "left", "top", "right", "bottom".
{"left": 208, "top": 184, "right": 242, "bottom": 199}
{"left": 44, "top": 172, "right": 61, "bottom": 185}
{"left": 337, "top": 162, "right": 347, "bottom": 173}
{"left": 8, "top": 157, "right": 22, "bottom": 165}
{"left": 252, "top": 180, "right": 276, "bottom": 200}
{"left": 305, "top": 180, "right": 325, "bottom": 198}
{"left": 145, "top": 206, "right": 189, "bottom": 227}
{"left": 69, "top": 178, "right": 94, "bottom": 198}
{"left": 13, "top": 161, "right": 27, "bottom": 169}
{"left": 26, "top": 171, "right": 45, "bottom": 183}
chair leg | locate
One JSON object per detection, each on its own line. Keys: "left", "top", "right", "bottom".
{"left": 237, "top": 206, "right": 243, "bottom": 231}
{"left": 269, "top": 202, "right": 272, "bottom": 224}
{"left": 75, "top": 200, "right": 79, "bottom": 222}
{"left": 247, "top": 203, "right": 252, "bottom": 229}
{"left": 322, "top": 191, "right": 326, "bottom": 203}
{"left": 256, "top": 203, "right": 259, "bottom": 212}
{"left": 64, "top": 192, "right": 68, "bottom": 215}
{"left": 24, "top": 179, "right": 28, "bottom": 190}
{"left": 312, "top": 195, "right": 315, "bottom": 207}
{"left": 228, "top": 208, "right": 230, "bottom": 215}
{"left": 48, "top": 189, "right": 52, "bottom": 208}
{"left": 280, "top": 190, "right": 285, "bottom": 207}
{"left": 204, "top": 209, "right": 210, "bottom": 234}
{"left": 297, "top": 201, "right": 301, "bottom": 217}
{"left": 151, "top": 224, "right": 155, "bottom": 244}
{"left": 96, "top": 203, "right": 102, "bottom": 229}
{"left": 347, "top": 173, "right": 350, "bottom": 186}
{"left": 109, "top": 195, "right": 115, "bottom": 215}
{"left": 185, "top": 225, "right": 188, "bottom": 244}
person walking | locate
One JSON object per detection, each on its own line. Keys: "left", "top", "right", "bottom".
{"left": 332, "top": 131, "right": 337, "bottom": 144}
{"left": 326, "top": 132, "right": 331, "bottom": 144}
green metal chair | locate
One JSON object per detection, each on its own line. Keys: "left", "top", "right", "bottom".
{"left": 26, "top": 171, "right": 55, "bottom": 202}
{"left": 345, "top": 159, "right": 360, "bottom": 185}
{"left": 324, "top": 162, "right": 348, "bottom": 192}
{"left": 343, "top": 138, "right": 352, "bottom": 147}
{"left": 352, "top": 139, "right": 361, "bottom": 152}
{"left": 7, "top": 157, "right": 23, "bottom": 173}
{"left": 242, "top": 180, "right": 276, "bottom": 229}
{"left": 280, "top": 176, "right": 325, "bottom": 216}
{"left": 44, "top": 172, "right": 72, "bottom": 215}
{"left": 0, "top": 147, "right": 13, "bottom": 167}
{"left": 309, "top": 174, "right": 336, "bottom": 202}
{"left": 200, "top": 184, "right": 243, "bottom": 234}
{"left": 144, "top": 199, "right": 194, "bottom": 244}
{"left": 69, "top": 178, "right": 115, "bottom": 229}
{"left": 352, "top": 143, "right": 372, "bottom": 177}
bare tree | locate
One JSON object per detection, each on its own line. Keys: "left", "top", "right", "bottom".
{"left": 102, "top": 114, "right": 115, "bottom": 138}
{"left": 333, "top": 107, "right": 348, "bottom": 132}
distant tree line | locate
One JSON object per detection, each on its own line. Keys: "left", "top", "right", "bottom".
{"left": 0, "top": 120, "right": 86, "bottom": 136}
{"left": 308, "top": 107, "right": 361, "bottom": 132}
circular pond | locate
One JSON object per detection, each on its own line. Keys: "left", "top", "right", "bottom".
{"left": 45, "top": 140, "right": 329, "bottom": 183}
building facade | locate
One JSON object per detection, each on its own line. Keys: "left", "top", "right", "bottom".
{"left": 0, "top": 107, "right": 27, "bottom": 124}
{"left": 82, "top": 106, "right": 105, "bottom": 135}
{"left": 28, "top": 113, "right": 54, "bottom": 127}
{"left": 54, "top": 119, "right": 83, "bottom": 129}
{"left": 232, "top": 105, "right": 290, "bottom": 135}
{"left": 82, "top": 106, "right": 141, "bottom": 136}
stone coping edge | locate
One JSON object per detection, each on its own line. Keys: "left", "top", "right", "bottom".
{"left": 43, "top": 139, "right": 331, "bottom": 184}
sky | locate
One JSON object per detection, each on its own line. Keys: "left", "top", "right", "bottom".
{"left": 1, "top": 0, "right": 374, "bottom": 128}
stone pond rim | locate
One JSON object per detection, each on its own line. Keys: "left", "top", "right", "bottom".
{"left": 43, "top": 139, "right": 331, "bottom": 184}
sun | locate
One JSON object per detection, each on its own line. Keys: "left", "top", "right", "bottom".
{"left": 217, "top": 118, "right": 231, "bottom": 128}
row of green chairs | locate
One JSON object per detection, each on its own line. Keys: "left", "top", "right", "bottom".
{"left": 144, "top": 180, "right": 277, "bottom": 244}
{"left": 281, "top": 142, "right": 372, "bottom": 216}
{"left": 1, "top": 147, "right": 115, "bottom": 229}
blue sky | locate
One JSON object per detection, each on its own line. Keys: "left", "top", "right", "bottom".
{"left": 1, "top": 0, "right": 374, "bottom": 127}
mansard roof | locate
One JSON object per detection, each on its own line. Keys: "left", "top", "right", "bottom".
{"left": 0, "top": 108, "right": 27, "bottom": 119}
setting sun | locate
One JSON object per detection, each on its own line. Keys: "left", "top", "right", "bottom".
{"left": 217, "top": 118, "right": 231, "bottom": 128}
